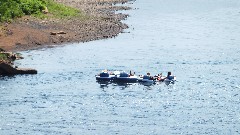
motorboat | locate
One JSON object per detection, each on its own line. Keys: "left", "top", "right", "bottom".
{"left": 95, "top": 70, "right": 120, "bottom": 81}
{"left": 115, "top": 71, "right": 138, "bottom": 83}
{"left": 96, "top": 70, "right": 176, "bottom": 85}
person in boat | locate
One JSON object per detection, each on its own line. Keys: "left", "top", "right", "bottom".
{"left": 146, "top": 72, "right": 154, "bottom": 80}
{"left": 166, "top": 72, "right": 174, "bottom": 80}
{"left": 156, "top": 73, "right": 163, "bottom": 81}
{"left": 129, "top": 70, "right": 135, "bottom": 76}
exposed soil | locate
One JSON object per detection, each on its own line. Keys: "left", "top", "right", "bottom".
{"left": 0, "top": 0, "right": 134, "bottom": 51}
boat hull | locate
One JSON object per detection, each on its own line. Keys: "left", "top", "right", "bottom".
{"left": 96, "top": 77, "right": 112, "bottom": 81}
{"left": 116, "top": 77, "right": 138, "bottom": 83}
{"left": 96, "top": 75, "right": 116, "bottom": 81}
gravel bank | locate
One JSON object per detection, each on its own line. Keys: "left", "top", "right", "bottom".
{"left": 0, "top": 0, "right": 134, "bottom": 51}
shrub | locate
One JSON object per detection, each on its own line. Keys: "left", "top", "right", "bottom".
{"left": 0, "top": 0, "right": 83, "bottom": 22}
{"left": 0, "top": 0, "right": 24, "bottom": 22}
{"left": 20, "top": 0, "right": 45, "bottom": 15}
{"left": 0, "top": 0, "right": 46, "bottom": 22}
{"left": 0, "top": 53, "right": 8, "bottom": 61}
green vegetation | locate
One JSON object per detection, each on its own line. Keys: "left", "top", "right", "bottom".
{"left": 44, "top": 0, "right": 80, "bottom": 19}
{"left": 0, "top": 0, "right": 82, "bottom": 22}
{"left": 0, "top": 53, "right": 8, "bottom": 61}
{"left": 0, "top": 50, "right": 22, "bottom": 62}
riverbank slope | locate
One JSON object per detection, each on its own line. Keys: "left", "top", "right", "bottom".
{"left": 0, "top": 0, "right": 133, "bottom": 51}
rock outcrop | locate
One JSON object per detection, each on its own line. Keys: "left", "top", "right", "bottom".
{"left": 0, "top": 62, "right": 37, "bottom": 75}
{"left": 0, "top": 50, "right": 37, "bottom": 76}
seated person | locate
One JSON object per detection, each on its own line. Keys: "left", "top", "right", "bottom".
{"left": 166, "top": 72, "right": 174, "bottom": 80}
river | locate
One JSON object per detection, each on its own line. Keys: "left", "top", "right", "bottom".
{"left": 1, "top": 0, "right": 240, "bottom": 134}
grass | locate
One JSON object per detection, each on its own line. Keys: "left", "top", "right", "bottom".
{"left": 0, "top": 0, "right": 86, "bottom": 22}
{"left": 34, "top": 0, "right": 86, "bottom": 20}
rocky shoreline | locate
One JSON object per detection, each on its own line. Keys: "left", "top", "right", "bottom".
{"left": 0, "top": 0, "right": 134, "bottom": 51}
{"left": 0, "top": 0, "right": 134, "bottom": 75}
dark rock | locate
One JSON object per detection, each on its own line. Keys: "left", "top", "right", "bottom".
{"left": 50, "top": 32, "right": 57, "bottom": 35}
{"left": 0, "top": 62, "right": 37, "bottom": 75}
{"left": 57, "top": 31, "right": 66, "bottom": 34}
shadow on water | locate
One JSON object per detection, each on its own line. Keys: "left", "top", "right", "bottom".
{"left": 97, "top": 81, "right": 138, "bottom": 90}
{"left": 164, "top": 80, "right": 176, "bottom": 86}
{"left": 0, "top": 75, "right": 15, "bottom": 79}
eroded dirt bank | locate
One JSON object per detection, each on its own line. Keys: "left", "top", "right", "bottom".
{"left": 0, "top": 0, "right": 134, "bottom": 51}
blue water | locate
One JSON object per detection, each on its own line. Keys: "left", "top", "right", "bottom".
{"left": 1, "top": 0, "right": 240, "bottom": 134}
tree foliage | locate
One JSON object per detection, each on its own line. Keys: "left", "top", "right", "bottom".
{"left": 0, "top": 0, "right": 46, "bottom": 22}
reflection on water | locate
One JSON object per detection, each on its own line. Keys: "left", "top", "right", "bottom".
{"left": 1, "top": 0, "right": 240, "bottom": 134}
{"left": 96, "top": 78, "right": 172, "bottom": 88}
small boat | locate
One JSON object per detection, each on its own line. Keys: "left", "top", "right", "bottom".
{"left": 138, "top": 74, "right": 165, "bottom": 83}
{"left": 115, "top": 71, "right": 138, "bottom": 83}
{"left": 164, "top": 76, "right": 177, "bottom": 85}
{"left": 96, "top": 70, "right": 176, "bottom": 85}
{"left": 137, "top": 75, "right": 155, "bottom": 86}
{"left": 138, "top": 75, "right": 155, "bottom": 82}
{"left": 96, "top": 70, "right": 120, "bottom": 81}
